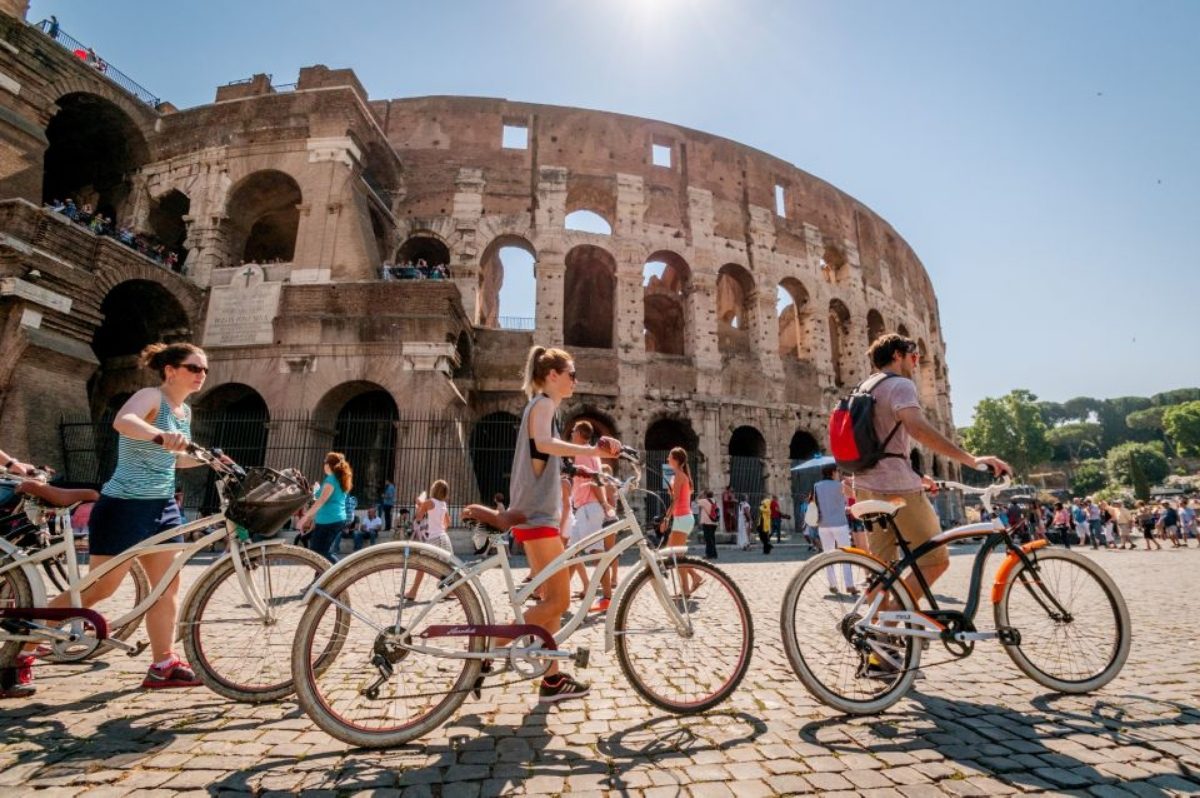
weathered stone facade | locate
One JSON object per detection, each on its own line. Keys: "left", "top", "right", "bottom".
{"left": 0, "top": 8, "right": 956, "bottom": 518}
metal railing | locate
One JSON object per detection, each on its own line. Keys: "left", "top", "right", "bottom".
{"left": 498, "top": 316, "right": 536, "bottom": 331}
{"left": 33, "top": 19, "right": 161, "bottom": 107}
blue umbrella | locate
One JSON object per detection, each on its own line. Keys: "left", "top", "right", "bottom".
{"left": 790, "top": 454, "right": 835, "bottom": 472}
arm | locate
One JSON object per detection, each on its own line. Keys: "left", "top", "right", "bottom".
{"left": 0, "top": 448, "right": 33, "bottom": 475}
{"left": 529, "top": 399, "right": 620, "bottom": 459}
{"left": 300, "top": 483, "right": 334, "bottom": 528}
{"left": 896, "top": 406, "right": 1011, "bottom": 476}
{"left": 112, "top": 388, "right": 204, "bottom": 466}
{"left": 414, "top": 498, "right": 433, "bottom": 521}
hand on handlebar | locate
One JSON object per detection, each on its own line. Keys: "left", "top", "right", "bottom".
{"left": 595, "top": 436, "right": 622, "bottom": 457}
{"left": 972, "top": 455, "right": 1013, "bottom": 479}
{"left": 154, "top": 431, "right": 190, "bottom": 452}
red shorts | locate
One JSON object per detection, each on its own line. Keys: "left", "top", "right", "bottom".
{"left": 513, "top": 525, "right": 560, "bottom": 544}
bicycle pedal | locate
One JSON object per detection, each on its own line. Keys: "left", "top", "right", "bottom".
{"left": 472, "top": 660, "right": 493, "bottom": 700}
{"left": 997, "top": 626, "right": 1021, "bottom": 646}
{"left": 126, "top": 640, "right": 149, "bottom": 657}
{"left": 573, "top": 646, "right": 590, "bottom": 669}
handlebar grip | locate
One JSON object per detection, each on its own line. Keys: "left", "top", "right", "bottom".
{"left": 153, "top": 434, "right": 164, "bottom": 446}
{"left": 975, "top": 462, "right": 995, "bottom": 475}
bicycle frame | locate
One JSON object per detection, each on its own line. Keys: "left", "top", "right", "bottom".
{"left": 0, "top": 504, "right": 275, "bottom": 652}
{"left": 307, "top": 465, "right": 694, "bottom": 665}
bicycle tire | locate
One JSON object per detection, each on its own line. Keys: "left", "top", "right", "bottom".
{"left": 614, "top": 556, "right": 753, "bottom": 714}
{"left": 291, "top": 549, "right": 486, "bottom": 748}
{"left": 0, "top": 560, "right": 33, "bottom": 667}
{"left": 181, "top": 544, "right": 332, "bottom": 702}
{"left": 780, "top": 550, "right": 920, "bottom": 715}
{"left": 995, "top": 548, "right": 1130, "bottom": 693}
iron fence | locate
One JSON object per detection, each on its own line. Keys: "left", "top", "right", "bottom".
{"left": 498, "top": 316, "right": 536, "bottom": 331}
{"left": 33, "top": 20, "right": 161, "bottom": 106}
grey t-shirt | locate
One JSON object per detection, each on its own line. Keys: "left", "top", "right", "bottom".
{"left": 812, "top": 479, "right": 849, "bottom": 528}
{"left": 852, "top": 372, "right": 923, "bottom": 494}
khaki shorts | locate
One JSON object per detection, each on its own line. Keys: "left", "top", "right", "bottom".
{"left": 858, "top": 488, "right": 948, "bottom": 568}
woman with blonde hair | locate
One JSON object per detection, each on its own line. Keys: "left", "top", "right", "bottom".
{"left": 403, "top": 479, "right": 454, "bottom": 600}
{"left": 300, "top": 452, "right": 352, "bottom": 563}
{"left": 464, "top": 345, "right": 621, "bottom": 703}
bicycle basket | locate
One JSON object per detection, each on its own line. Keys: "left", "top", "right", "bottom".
{"left": 224, "top": 467, "right": 310, "bottom": 538}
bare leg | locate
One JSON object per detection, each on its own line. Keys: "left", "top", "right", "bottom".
{"left": 28, "top": 555, "right": 130, "bottom": 653}
{"left": 133, "top": 550, "right": 182, "bottom": 662}
{"left": 506, "top": 536, "right": 569, "bottom": 677}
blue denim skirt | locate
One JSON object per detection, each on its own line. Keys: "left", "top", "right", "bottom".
{"left": 88, "top": 494, "right": 183, "bottom": 556}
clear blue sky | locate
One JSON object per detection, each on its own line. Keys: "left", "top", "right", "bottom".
{"left": 31, "top": 0, "right": 1199, "bottom": 426}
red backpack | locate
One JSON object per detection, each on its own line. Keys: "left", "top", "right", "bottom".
{"left": 828, "top": 373, "right": 905, "bottom": 473}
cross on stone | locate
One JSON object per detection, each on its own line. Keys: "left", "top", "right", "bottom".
{"left": 241, "top": 266, "right": 255, "bottom": 287}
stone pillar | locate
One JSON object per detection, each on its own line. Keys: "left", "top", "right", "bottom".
{"left": 689, "top": 271, "right": 720, "bottom": 378}
{"left": 534, "top": 250, "right": 565, "bottom": 347}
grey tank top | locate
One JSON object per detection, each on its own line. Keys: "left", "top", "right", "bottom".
{"left": 813, "top": 479, "right": 849, "bottom": 527}
{"left": 509, "top": 395, "right": 562, "bottom": 529}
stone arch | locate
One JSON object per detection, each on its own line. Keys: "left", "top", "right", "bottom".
{"left": 776, "top": 277, "right": 811, "bottom": 360}
{"left": 396, "top": 232, "right": 450, "bottom": 268}
{"left": 866, "top": 309, "right": 885, "bottom": 346}
{"left": 42, "top": 92, "right": 151, "bottom": 221}
{"left": 716, "top": 263, "right": 756, "bottom": 355}
{"left": 225, "top": 169, "right": 302, "bottom": 265}
{"left": 193, "top": 383, "right": 269, "bottom": 467}
{"left": 828, "top": 299, "right": 853, "bottom": 388}
{"left": 478, "top": 234, "right": 536, "bottom": 329}
{"left": 314, "top": 382, "right": 399, "bottom": 505}
{"left": 88, "top": 279, "right": 193, "bottom": 415}
{"left": 563, "top": 244, "right": 616, "bottom": 349}
{"left": 564, "top": 210, "right": 612, "bottom": 235}
{"left": 565, "top": 177, "right": 616, "bottom": 232}
{"left": 564, "top": 406, "right": 621, "bottom": 443}
{"left": 897, "top": 323, "right": 910, "bottom": 338}
{"left": 788, "top": 429, "right": 821, "bottom": 462}
{"left": 469, "top": 411, "right": 520, "bottom": 506}
{"left": 645, "top": 416, "right": 701, "bottom": 517}
{"left": 728, "top": 425, "right": 766, "bottom": 505}
{"left": 643, "top": 250, "right": 691, "bottom": 356}
{"left": 147, "top": 188, "right": 190, "bottom": 263}
{"left": 822, "top": 243, "right": 848, "bottom": 283}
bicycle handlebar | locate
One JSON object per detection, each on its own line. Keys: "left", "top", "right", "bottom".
{"left": 152, "top": 435, "right": 246, "bottom": 479}
{"left": 933, "top": 475, "right": 1012, "bottom": 515}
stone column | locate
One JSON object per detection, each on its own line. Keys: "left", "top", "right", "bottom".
{"left": 451, "top": 168, "right": 485, "bottom": 323}
{"left": 534, "top": 250, "right": 565, "bottom": 347}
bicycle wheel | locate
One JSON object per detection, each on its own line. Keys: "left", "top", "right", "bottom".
{"left": 995, "top": 548, "right": 1130, "bottom": 693}
{"left": 780, "top": 551, "right": 920, "bottom": 714}
{"left": 47, "top": 559, "right": 152, "bottom": 662}
{"left": 292, "top": 549, "right": 486, "bottom": 748}
{"left": 614, "top": 556, "right": 753, "bottom": 714}
{"left": 0, "top": 562, "right": 33, "bottom": 667}
{"left": 181, "top": 544, "right": 331, "bottom": 702}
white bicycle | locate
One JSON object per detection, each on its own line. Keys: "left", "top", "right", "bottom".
{"left": 0, "top": 442, "right": 335, "bottom": 702}
{"left": 290, "top": 450, "right": 754, "bottom": 748}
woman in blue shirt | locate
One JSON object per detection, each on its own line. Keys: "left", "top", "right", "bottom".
{"left": 300, "top": 452, "right": 352, "bottom": 563}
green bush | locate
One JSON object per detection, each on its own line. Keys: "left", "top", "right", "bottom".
{"left": 1070, "top": 459, "right": 1108, "bottom": 496}
{"left": 1106, "top": 442, "right": 1168, "bottom": 497}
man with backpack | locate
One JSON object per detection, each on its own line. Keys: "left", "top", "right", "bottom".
{"left": 831, "top": 334, "right": 1011, "bottom": 622}
{"left": 697, "top": 490, "right": 719, "bottom": 559}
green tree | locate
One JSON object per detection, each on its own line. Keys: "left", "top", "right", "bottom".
{"left": 1045, "top": 422, "right": 1103, "bottom": 462}
{"left": 1095, "top": 396, "right": 1154, "bottom": 450}
{"left": 1070, "top": 459, "right": 1107, "bottom": 496}
{"left": 1163, "top": 401, "right": 1200, "bottom": 456}
{"left": 1151, "top": 388, "right": 1200, "bottom": 407}
{"left": 1126, "top": 406, "right": 1168, "bottom": 433}
{"left": 1062, "top": 396, "right": 1099, "bottom": 423}
{"left": 1036, "top": 401, "right": 1069, "bottom": 428}
{"left": 962, "top": 389, "right": 1052, "bottom": 478}
{"left": 1106, "top": 441, "right": 1169, "bottom": 490}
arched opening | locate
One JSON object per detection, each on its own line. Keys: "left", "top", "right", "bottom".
{"left": 788, "top": 429, "right": 823, "bottom": 523}
{"left": 645, "top": 417, "right": 701, "bottom": 525}
{"left": 788, "top": 430, "right": 821, "bottom": 462}
{"left": 42, "top": 93, "right": 149, "bottom": 220}
{"left": 226, "top": 170, "right": 302, "bottom": 265}
{"left": 314, "top": 382, "right": 398, "bottom": 508}
{"left": 776, "top": 278, "right": 810, "bottom": 359}
{"left": 910, "top": 449, "right": 924, "bottom": 475}
{"left": 565, "top": 410, "right": 620, "bottom": 444}
{"left": 191, "top": 383, "right": 269, "bottom": 516}
{"left": 564, "top": 209, "right": 612, "bottom": 236}
{"left": 478, "top": 235, "right": 536, "bottom": 329}
{"left": 897, "top": 323, "right": 910, "bottom": 338}
{"left": 396, "top": 234, "right": 450, "bottom": 269}
{"left": 728, "top": 425, "right": 767, "bottom": 507}
{"left": 563, "top": 244, "right": 616, "bottom": 349}
{"left": 643, "top": 251, "right": 690, "bottom": 356}
{"left": 828, "top": 299, "right": 852, "bottom": 388}
{"left": 822, "top": 243, "right": 848, "bottom": 283}
{"left": 717, "top": 263, "right": 755, "bottom": 355}
{"left": 469, "top": 412, "right": 520, "bottom": 507}
{"left": 147, "top": 189, "right": 190, "bottom": 267}
{"left": 866, "top": 309, "right": 885, "bottom": 347}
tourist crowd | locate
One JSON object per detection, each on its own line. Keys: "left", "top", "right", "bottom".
{"left": 45, "top": 198, "right": 183, "bottom": 272}
{"left": 380, "top": 258, "right": 450, "bottom": 281}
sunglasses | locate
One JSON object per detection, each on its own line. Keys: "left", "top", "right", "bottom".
{"left": 565, "top": 370, "right": 577, "bottom": 382}
{"left": 178, "top": 363, "right": 209, "bottom": 375}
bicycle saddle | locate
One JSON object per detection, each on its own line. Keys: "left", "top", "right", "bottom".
{"left": 17, "top": 481, "right": 99, "bottom": 507}
{"left": 850, "top": 498, "right": 905, "bottom": 519}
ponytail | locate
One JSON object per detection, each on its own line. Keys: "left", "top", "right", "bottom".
{"left": 521, "top": 345, "right": 572, "bottom": 399}
{"left": 324, "top": 451, "right": 353, "bottom": 493}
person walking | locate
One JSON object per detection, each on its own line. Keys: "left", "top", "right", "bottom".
{"left": 1159, "top": 500, "right": 1181, "bottom": 548}
{"left": 379, "top": 478, "right": 396, "bottom": 533}
{"left": 1050, "top": 502, "right": 1072, "bottom": 548}
{"left": 567, "top": 420, "right": 611, "bottom": 611}
{"left": 697, "top": 490, "right": 719, "bottom": 559}
{"left": 850, "top": 334, "right": 1010, "bottom": 678}
{"left": 403, "top": 479, "right": 455, "bottom": 599}
{"left": 757, "top": 495, "right": 773, "bottom": 554}
{"left": 1180, "top": 498, "right": 1196, "bottom": 548}
{"left": 769, "top": 494, "right": 783, "bottom": 543}
{"left": 13, "top": 343, "right": 216, "bottom": 698}
{"left": 1085, "top": 498, "right": 1104, "bottom": 549}
{"left": 812, "top": 465, "right": 856, "bottom": 594}
{"left": 1136, "top": 500, "right": 1161, "bottom": 550}
{"left": 736, "top": 494, "right": 751, "bottom": 550}
{"left": 1113, "top": 500, "right": 1134, "bottom": 549}
{"left": 665, "top": 448, "right": 702, "bottom": 593}
{"left": 299, "top": 453, "right": 352, "bottom": 564}
{"left": 722, "top": 485, "right": 736, "bottom": 535}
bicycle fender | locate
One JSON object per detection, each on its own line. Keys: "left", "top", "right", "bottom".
{"left": 0, "top": 537, "right": 48, "bottom": 608}
{"left": 174, "top": 539, "right": 289, "bottom": 642}
{"left": 991, "top": 540, "right": 1048, "bottom": 604}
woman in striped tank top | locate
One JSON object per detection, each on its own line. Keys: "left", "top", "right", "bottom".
{"left": 41, "top": 343, "right": 214, "bottom": 690}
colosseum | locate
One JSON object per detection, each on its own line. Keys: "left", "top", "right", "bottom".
{"left": 0, "top": 6, "right": 957, "bottom": 527}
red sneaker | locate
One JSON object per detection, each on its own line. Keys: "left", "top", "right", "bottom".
{"left": 142, "top": 656, "right": 202, "bottom": 689}
{"left": 0, "top": 654, "right": 36, "bottom": 699}
{"left": 590, "top": 597, "right": 611, "bottom": 613}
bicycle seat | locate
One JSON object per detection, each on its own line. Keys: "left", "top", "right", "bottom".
{"left": 850, "top": 498, "right": 905, "bottom": 519}
{"left": 17, "top": 481, "right": 99, "bottom": 507}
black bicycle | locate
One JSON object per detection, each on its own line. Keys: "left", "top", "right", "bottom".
{"left": 780, "top": 476, "right": 1131, "bottom": 714}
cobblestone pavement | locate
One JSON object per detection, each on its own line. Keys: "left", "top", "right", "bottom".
{"left": 3, "top": 542, "right": 1199, "bottom": 797}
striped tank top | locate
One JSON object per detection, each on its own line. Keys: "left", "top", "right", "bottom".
{"left": 102, "top": 395, "right": 190, "bottom": 500}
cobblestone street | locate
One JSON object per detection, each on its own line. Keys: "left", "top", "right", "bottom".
{"left": 3, "top": 543, "right": 1198, "bottom": 797}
